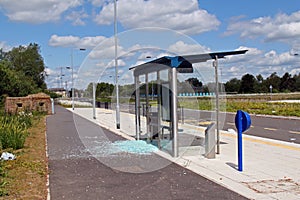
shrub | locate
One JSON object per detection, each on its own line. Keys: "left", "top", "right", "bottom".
{"left": 0, "top": 113, "right": 32, "bottom": 150}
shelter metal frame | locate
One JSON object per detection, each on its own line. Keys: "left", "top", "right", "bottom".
{"left": 130, "top": 50, "right": 247, "bottom": 157}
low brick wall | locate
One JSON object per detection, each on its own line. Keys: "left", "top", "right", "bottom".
{"left": 5, "top": 93, "right": 52, "bottom": 114}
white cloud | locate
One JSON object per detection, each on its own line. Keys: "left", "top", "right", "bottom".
{"left": 0, "top": 0, "right": 83, "bottom": 23}
{"left": 225, "top": 10, "right": 300, "bottom": 45}
{"left": 87, "top": 39, "right": 205, "bottom": 62}
{"left": 219, "top": 46, "right": 300, "bottom": 81}
{"left": 78, "top": 36, "right": 108, "bottom": 49}
{"left": 89, "top": 0, "right": 111, "bottom": 7}
{"left": 48, "top": 35, "right": 80, "bottom": 47}
{"left": 48, "top": 33, "right": 300, "bottom": 83}
{"left": 106, "top": 59, "right": 126, "bottom": 68}
{"left": 290, "top": 68, "right": 300, "bottom": 75}
{"left": 65, "top": 9, "right": 88, "bottom": 26}
{"left": 48, "top": 34, "right": 107, "bottom": 49}
{"left": 0, "top": 41, "right": 12, "bottom": 51}
{"left": 94, "top": 0, "right": 220, "bottom": 35}
{"left": 88, "top": 38, "right": 125, "bottom": 60}
{"left": 168, "top": 41, "right": 210, "bottom": 55}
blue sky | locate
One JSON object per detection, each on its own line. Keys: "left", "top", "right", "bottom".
{"left": 0, "top": 0, "right": 300, "bottom": 89}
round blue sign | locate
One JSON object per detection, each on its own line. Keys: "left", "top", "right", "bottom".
{"left": 235, "top": 110, "right": 251, "bottom": 133}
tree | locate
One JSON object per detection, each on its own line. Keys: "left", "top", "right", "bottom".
{"left": 225, "top": 78, "right": 241, "bottom": 93}
{"left": 239, "top": 74, "right": 256, "bottom": 93}
{"left": 256, "top": 74, "right": 264, "bottom": 83}
{"left": 254, "top": 74, "right": 267, "bottom": 93}
{"left": 5, "top": 43, "right": 46, "bottom": 90}
{"left": 120, "top": 83, "right": 135, "bottom": 97}
{"left": 0, "top": 43, "right": 47, "bottom": 102}
{"left": 0, "top": 60, "right": 37, "bottom": 102}
{"left": 179, "top": 78, "right": 203, "bottom": 93}
{"left": 185, "top": 78, "right": 203, "bottom": 88}
{"left": 178, "top": 81, "right": 194, "bottom": 93}
{"left": 85, "top": 83, "right": 93, "bottom": 97}
{"left": 264, "top": 72, "right": 281, "bottom": 93}
{"left": 280, "top": 72, "right": 296, "bottom": 92}
{"left": 0, "top": 48, "right": 6, "bottom": 60}
{"left": 294, "top": 73, "right": 300, "bottom": 91}
{"left": 96, "top": 82, "right": 114, "bottom": 97}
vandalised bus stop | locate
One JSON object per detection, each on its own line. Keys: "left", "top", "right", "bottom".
{"left": 130, "top": 50, "right": 247, "bottom": 157}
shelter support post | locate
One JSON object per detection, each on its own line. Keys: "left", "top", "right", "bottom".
{"left": 171, "top": 68, "right": 179, "bottom": 157}
{"left": 93, "top": 82, "right": 96, "bottom": 119}
{"left": 135, "top": 76, "right": 141, "bottom": 140}
{"left": 145, "top": 74, "right": 150, "bottom": 142}
{"left": 157, "top": 71, "right": 162, "bottom": 148}
{"left": 205, "top": 123, "right": 216, "bottom": 159}
{"left": 213, "top": 56, "right": 220, "bottom": 154}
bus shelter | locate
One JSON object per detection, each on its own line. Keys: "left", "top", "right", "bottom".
{"left": 130, "top": 50, "right": 247, "bottom": 157}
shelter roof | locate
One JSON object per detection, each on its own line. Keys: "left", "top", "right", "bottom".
{"left": 130, "top": 50, "right": 248, "bottom": 76}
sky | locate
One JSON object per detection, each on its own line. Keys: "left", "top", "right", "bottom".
{"left": 0, "top": 0, "right": 300, "bottom": 89}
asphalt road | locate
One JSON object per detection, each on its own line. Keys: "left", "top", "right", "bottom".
{"left": 116, "top": 103, "right": 300, "bottom": 144}
{"left": 182, "top": 109, "right": 300, "bottom": 144}
{"left": 46, "top": 105, "right": 248, "bottom": 200}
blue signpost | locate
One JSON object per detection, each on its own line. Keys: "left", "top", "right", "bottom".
{"left": 235, "top": 110, "right": 251, "bottom": 171}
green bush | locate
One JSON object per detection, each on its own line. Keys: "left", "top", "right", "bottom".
{"left": 0, "top": 112, "right": 32, "bottom": 150}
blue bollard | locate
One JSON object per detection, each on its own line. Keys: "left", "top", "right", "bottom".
{"left": 235, "top": 110, "right": 251, "bottom": 172}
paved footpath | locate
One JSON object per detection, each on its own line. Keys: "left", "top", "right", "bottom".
{"left": 46, "top": 106, "right": 247, "bottom": 200}
{"left": 70, "top": 107, "right": 300, "bottom": 200}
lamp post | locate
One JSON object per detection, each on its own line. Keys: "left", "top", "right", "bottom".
{"left": 69, "top": 48, "right": 86, "bottom": 110}
{"left": 57, "top": 75, "right": 60, "bottom": 88}
{"left": 114, "top": 0, "right": 120, "bottom": 129}
{"left": 66, "top": 66, "right": 72, "bottom": 98}
{"left": 65, "top": 81, "right": 68, "bottom": 96}
{"left": 59, "top": 67, "right": 65, "bottom": 89}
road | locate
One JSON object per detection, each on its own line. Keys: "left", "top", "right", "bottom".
{"left": 100, "top": 102, "right": 300, "bottom": 144}
{"left": 182, "top": 109, "right": 300, "bottom": 144}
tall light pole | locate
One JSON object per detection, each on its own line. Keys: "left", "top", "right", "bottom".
{"left": 65, "top": 81, "right": 68, "bottom": 96}
{"left": 114, "top": 0, "right": 120, "bottom": 129}
{"left": 60, "top": 67, "right": 65, "bottom": 89}
{"left": 66, "top": 66, "right": 73, "bottom": 99}
{"left": 71, "top": 49, "right": 75, "bottom": 110}
{"left": 69, "top": 48, "right": 86, "bottom": 110}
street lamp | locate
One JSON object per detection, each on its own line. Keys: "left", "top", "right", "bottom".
{"left": 60, "top": 74, "right": 65, "bottom": 89}
{"left": 69, "top": 48, "right": 86, "bottom": 110}
{"left": 114, "top": 0, "right": 120, "bottom": 129}
{"left": 66, "top": 66, "right": 72, "bottom": 98}
{"left": 59, "top": 66, "right": 65, "bottom": 89}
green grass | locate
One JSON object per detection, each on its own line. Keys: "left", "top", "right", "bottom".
{"left": 178, "top": 95, "right": 300, "bottom": 117}
{"left": 0, "top": 162, "right": 8, "bottom": 197}
{"left": 0, "top": 115, "right": 48, "bottom": 199}
{"left": 0, "top": 112, "right": 34, "bottom": 197}
{"left": 0, "top": 113, "right": 33, "bottom": 150}
{"left": 225, "top": 101, "right": 300, "bottom": 116}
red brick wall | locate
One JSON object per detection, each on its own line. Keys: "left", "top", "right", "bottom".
{"left": 5, "top": 93, "right": 52, "bottom": 115}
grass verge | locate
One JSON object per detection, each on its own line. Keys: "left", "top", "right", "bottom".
{"left": 0, "top": 116, "right": 48, "bottom": 200}
{"left": 178, "top": 96, "right": 300, "bottom": 117}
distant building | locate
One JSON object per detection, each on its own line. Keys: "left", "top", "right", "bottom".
{"left": 48, "top": 88, "right": 67, "bottom": 97}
